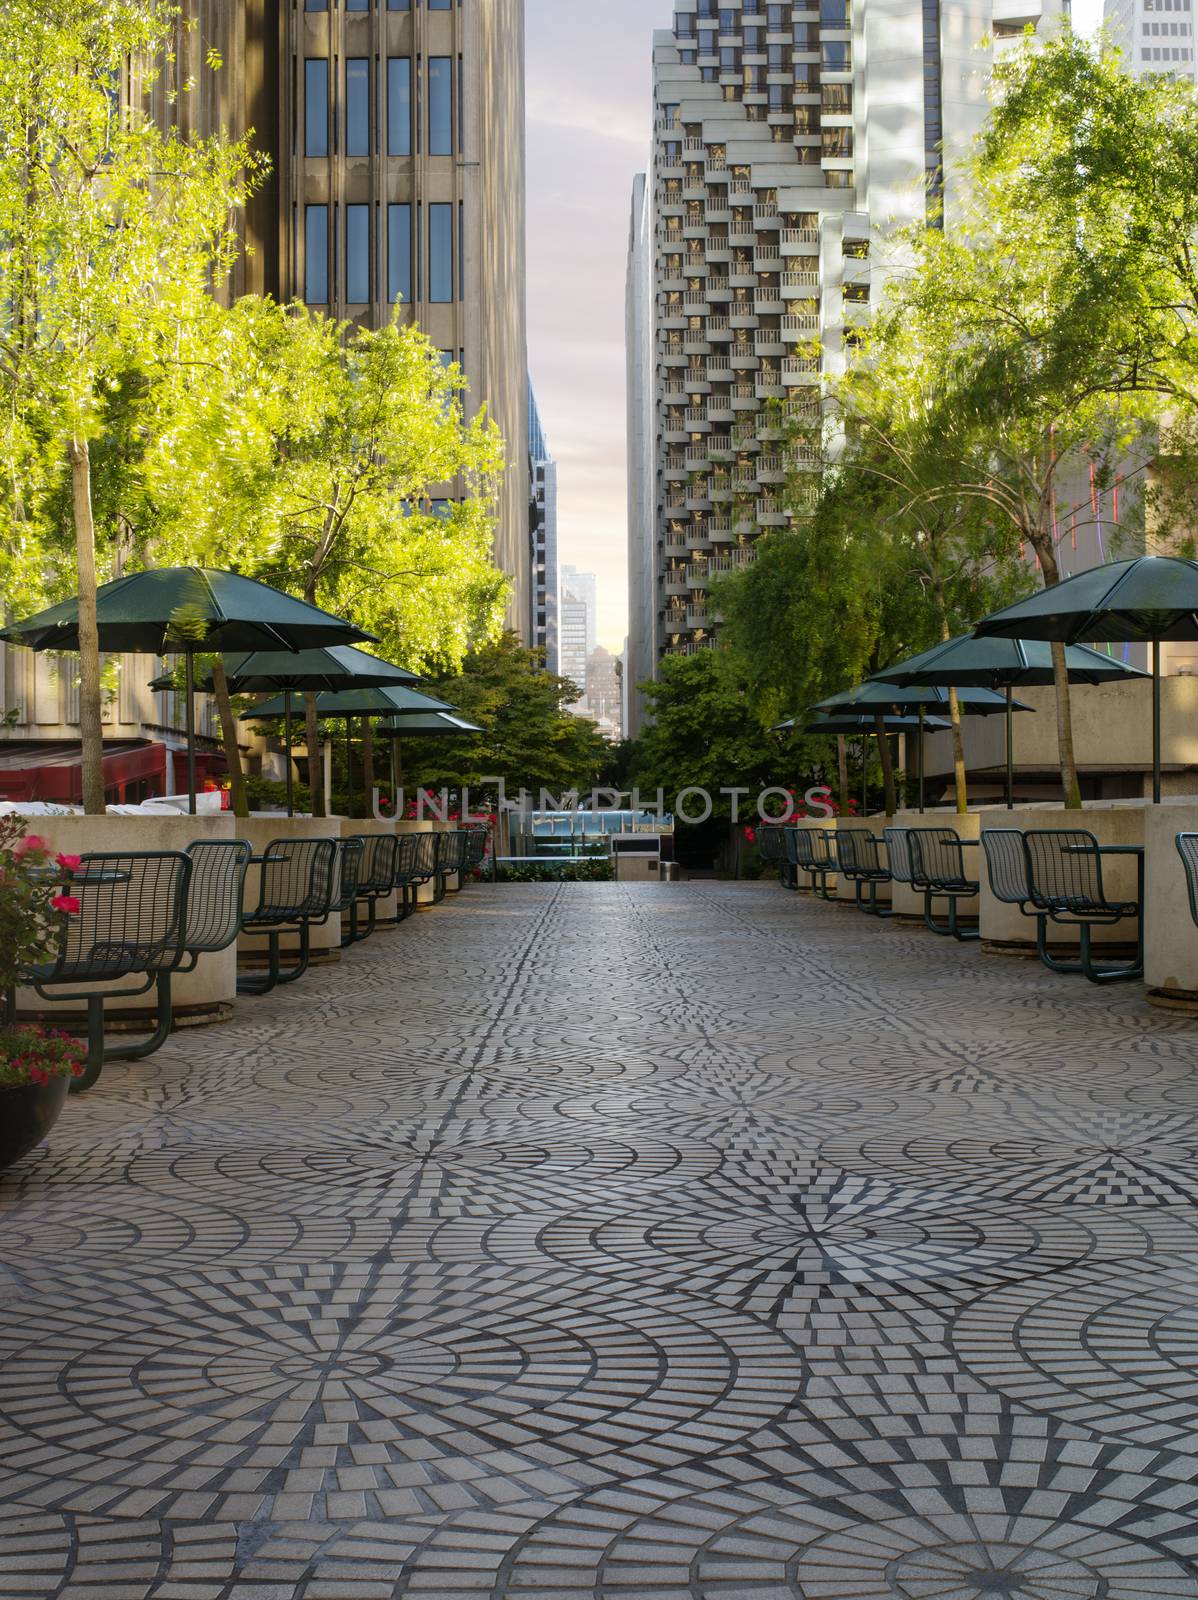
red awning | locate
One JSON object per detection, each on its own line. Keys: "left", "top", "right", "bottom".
{"left": 0, "top": 741, "right": 170, "bottom": 805}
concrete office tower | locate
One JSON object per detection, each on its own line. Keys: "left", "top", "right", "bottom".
{"left": 528, "top": 383, "right": 560, "bottom": 670}
{"left": 154, "top": 0, "right": 531, "bottom": 637}
{"left": 1106, "top": 0, "right": 1196, "bottom": 79}
{"left": 559, "top": 590, "right": 591, "bottom": 708}
{"left": 586, "top": 647, "right": 625, "bottom": 739}
{"left": 627, "top": 0, "right": 1062, "bottom": 682}
{"left": 560, "top": 568, "right": 599, "bottom": 658}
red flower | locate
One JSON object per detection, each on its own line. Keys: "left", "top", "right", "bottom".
{"left": 55, "top": 853, "right": 83, "bottom": 873}
{"left": 13, "top": 834, "right": 48, "bottom": 858}
{"left": 51, "top": 893, "right": 81, "bottom": 915}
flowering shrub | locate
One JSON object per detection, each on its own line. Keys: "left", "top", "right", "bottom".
{"left": 0, "top": 819, "right": 83, "bottom": 1086}
{"left": 0, "top": 1025, "right": 85, "bottom": 1088}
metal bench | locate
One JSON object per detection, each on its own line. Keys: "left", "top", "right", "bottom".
{"left": 835, "top": 829, "right": 892, "bottom": 917}
{"left": 882, "top": 826, "right": 914, "bottom": 903}
{"left": 784, "top": 827, "right": 836, "bottom": 899}
{"left": 340, "top": 833, "right": 400, "bottom": 944}
{"left": 22, "top": 851, "right": 193, "bottom": 1092}
{"left": 461, "top": 825, "right": 489, "bottom": 883}
{"left": 1178, "top": 833, "right": 1198, "bottom": 930}
{"left": 981, "top": 828, "right": 1035, "bottom": 919}
{"left": 1023, "top": 829, "right": 1143, "bottom": 983}
{"left": 757, "top": 824, "right": 791, "bottom": 888}
{"left": 238, "top": 837, "right": 338, "bottom": 996}
{"left": 908, "top": 827, "right": 980, "bottom": 941}
{"left": 180, "top": 840, "right": 253, "bottom": 971}
{"left": 392, "top": 833, "right": 424, "bottom": 921}
{"left": 434, "top": 830, "right": 468, "bottom": 901}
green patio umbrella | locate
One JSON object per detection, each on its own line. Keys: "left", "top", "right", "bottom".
{"left": 244, "top": 684, "right": 457, "bottom": 819}
{"left": 811, "top": 680, "right": 1034, "bottom": 813}
{"left": 151, "top": 645, "right": 420, "bottom": 816}
{"left": 972, "top": 555, "right": 1198, "bottom": 804}
{"left": 870, "top": 635, "right": 1148, "bottom": 809}
{"left": 796, "top": 712, "right": 953, "bottom": 814}
{"left": 377, "top": 711, "right": 484, "bottom": 798}
{"left": 0, "top": 568, "right": 373, "bottom": 814}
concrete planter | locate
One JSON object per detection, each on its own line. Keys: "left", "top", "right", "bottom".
{"left": 13, "top": 813, "right": 237, "bottom": 1027}
{"left": 397, "top": 819, "right": 438, "bottom": 906}
{"left": 1145, "top": 801, "right": 1198, "bottom": 1009}
{"left": 885, "top": 810, "right": 981, "bottom": 926}
{"left": 978, "top": 803, "right": 1144, "bottom": 956}
{"left": 346, "top": 817, "right": 401, "bottom": 927}
{"left": 237, "top": 815, "right": 345, "bottom": 966}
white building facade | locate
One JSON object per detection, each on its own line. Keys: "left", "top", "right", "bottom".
{"left": 1106, "top": 0, "right": 1196, "bottom": 79}
{"left": 627, "top": 0, "right": 1062, "bottom": 690}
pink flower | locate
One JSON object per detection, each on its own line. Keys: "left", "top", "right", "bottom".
{"left": 13, "top": 834, "right": 48, "bottom": 859}
{"left": 51, "top": 893, "right": 81, "bottom": 915}
{"left": 55, "top": 853, "right": 82, "bottom": 873}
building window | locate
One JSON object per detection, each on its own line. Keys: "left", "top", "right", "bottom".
{"left": 429, "top": 202, "right": 453, "bottom": 302}
{"left": 428, "top": 0, "right": 452, "bottom": 8}
{"left": 305, "top": 205, "right": 329, "bottom": 304}
{"left": 428, "top": 56, "right": 453, "bottom": 154}
{"left": 305, "top": 0, "right": 327, "bottom": 9}
{"left": 822, "top": 126, "right": 853, "bottom": 157}
{"left": 345, "top": 58, "right": 370, "bottom": 158}
{"left": 821, "top": 0, "right": 851, "bottom": 23}
{"left": 304, "top": 59, "right": 328, "bottom": 158}
{"left": 346, "top": 0, "right": 369, "bottom": 10}
{"left": 346, "top": 204, "right": 370, "bottom": 303}
{"left": 821, "top": 41, "right": 852, "bottom": 70}
{"left": 388, "top": 203, "right": 411, "bottom": 304}
{"left": 824, "top": 168, "right": 854, "bottom": 188}
{"left": 843, "top": 282, "right": 869, "bottom": 302}
{"left": 387, "top": 0, "right": 410, "bottom": 8}
{"left": 822, "top": 83, "right": 852, "bottom": 112}
{"left": 388, "top": 58, "right": 411, "bottom": 156}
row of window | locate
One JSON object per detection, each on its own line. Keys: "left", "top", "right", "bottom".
{"left": 1143, "top": 20, "right": 1193, "bottom": 32}
{"left": 304, "top": 55, "right": 460, "bottom": 159}
{"left": 303, "top": 200, "right": 463, "bottom": 305}
{"left": 304, "top": 0, "right": 456, "bottom": 10}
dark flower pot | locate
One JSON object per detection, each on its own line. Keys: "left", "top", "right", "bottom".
{"left": 0, "top": 1078, "right": 69, "bottom": 1173}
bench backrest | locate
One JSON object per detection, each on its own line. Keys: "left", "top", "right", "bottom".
{"left": 1178, "top": 833, "right": 1198, "bottom": 930}
{"left": 394, "top": 833, "right": 422, "bottom": 882}
{"left": 758, "top": 826, "right": 785, "bottom": 863}
{"left": 56, "top": 851, "right": 192, "bottom": 975}
{"left": 355, "top": 833, "right": 400, "bottom": 895}
{"left": 335, "top": 837, "right": 366, "bottom": 911}
{"left": 253, "top": 837, "right": 338, "bottom": 920}
{"left": 908, "top": 827, "right": 968, "bottom": 888}
{"left": 183, "top": 839, "right": 252, "bottom": 953}
{"left": 463, "top": 827, "right": 489, "bottom": 868}
{"left": 1023, "top": 828, "right": 1104, "bottom": 908}
{"left": 982, "top": 829, "right": 1031, "bottom": 906}
{"left": 437, "top": 830, "right": 468, "bottom": 873}
{"left": 882, "top": 827, "right": 914, "bottom": 884}
{"left": 413, "top": 831, "right": 439, "bottom": 879}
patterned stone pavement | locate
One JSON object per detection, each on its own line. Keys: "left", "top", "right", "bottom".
{"left": 4, "top": 880, "right": 1198, "bottom": 1597}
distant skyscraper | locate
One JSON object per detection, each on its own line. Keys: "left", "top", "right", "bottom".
{"left": 1106, "top": 0, "right": 1196, "bottom": 78}
{"left": 560, "top": 566, "right": 598, "bottom": 659}
{"left": 559, "top": 589, "right": 590, "bottom": 705}
{"left": 528, "top": 383, "right": 559, "bottom": 670}
{"left": 586, "top": 647, "right": 624, "bottom": 739}
{"left": 627, "top": 0, "right": 1065, "bottom": 693}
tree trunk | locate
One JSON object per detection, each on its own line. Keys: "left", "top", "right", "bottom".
{"left": 1033, "top": 535, "right": 1082, "bottom": 809}
{"left": 361, "top": 715, "right": 375, "bottom": 810}
{"left": 873, "top": 711, "right": 897, "bottom": 817}
{"left": 947, "top": 686, "right": 968, "bottom": 813}
{"left": 211, "top": 659, "right": 249, "bottom": 819}
{"left": 68, "top": 437, "right": 105, "bottom": 815}
{"left": 837, "top": 735, "right": 850, "bottom": 814}
{"left": 305, "top": 690, "right": 326, "bottom": 817}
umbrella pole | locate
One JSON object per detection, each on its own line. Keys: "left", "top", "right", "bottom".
{"left": 284, "top": 690, "right": 295, "bottom": 818}
{"left": 1153, "top": 639, "right": 1162, "bottom": 805}
{"left": 1006, "top": 685, "right": 1014, "bottom": 811}
{"left": 918, "top": 708, "right": 925, "bottom": 815}
{"left": 345, "top": 723, "right": 354, "bottom": 819}
{"left": 185, "top": 648, "right": 197, "bottom": 816}
{"left": 861, "top": 739, "right": 868, "bottom": 815}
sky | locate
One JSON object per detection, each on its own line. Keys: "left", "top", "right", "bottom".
{"left": 524, "top": 0, "right": 1105, "bottom": 656}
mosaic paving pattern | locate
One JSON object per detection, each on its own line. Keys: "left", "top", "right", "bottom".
{"left": 3, "top": 881, "right": 1198, "bottom": 1596}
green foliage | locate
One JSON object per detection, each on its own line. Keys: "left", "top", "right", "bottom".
{"left": 495, "top": 860, "right": 614, "bottom": 884}
{"left": 0, "top": 1025, "right": 86, "bottom": 1087}
{"left": 0, "top": 819, "right": 72, "bottom": 994}
{"left": 399, "top": 633, "right": 611, "bottom": 798}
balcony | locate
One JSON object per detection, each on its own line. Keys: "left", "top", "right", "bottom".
{"left": 782, "top": 355, "right": 820, "bottom": 381}
{"left": 684, "top": 406, "right": 710, "bottom": 428}
{"left": 782, "top": 270, "right": 820, "bottom": 292}
{"left": 753, "top": 246, "right": 782, "bottom": 270}
{"left": 781, "top": 228, "right": 820, "bottom": 252}
{"left": 758, "top": 497, "right": 789, "bottom": 524}
{"left": 782, "top": 312, "right": 820, "bottom": 335}
{"left": 707, "top": 395, "right": 734, "bottom": 421}
{"left": 685, "top": 446, "right": 711, "bottom": 467}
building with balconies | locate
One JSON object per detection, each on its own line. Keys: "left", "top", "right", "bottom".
{"left": 626, "top": 0, "right": 1065, "bottom": 689}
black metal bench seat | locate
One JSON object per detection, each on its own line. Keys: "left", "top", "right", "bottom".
{"left": 239, "top": 837, "right": 338, "bottom": 996}
{"left": 339, "top": 834, "right": 400, "bottom": 945}
{"left": 908, "top": 827, "right": 980, "bottom": 942}
{"left": 784, "top": 827, "right": 837, "bottom": 899}
{"left": 835, "top": 829, "right": 892, "bottom": 917}
{"left": 1022, "top": 829, "right": 1143, "bottom": 984}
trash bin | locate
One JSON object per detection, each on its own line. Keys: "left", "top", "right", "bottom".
{"left": 660, "top": 861, "right": 681, "bottom": 883}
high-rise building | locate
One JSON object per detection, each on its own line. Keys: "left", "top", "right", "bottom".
{"left": 560, "top": 567, "right": 598, "bottom": 659}
{"left": 586, "top": 646, "right": 624, "bottom": 739}
{"left": 559, "top": 589, "right": 590, "bottom": 706}
{"left": 1105, "top": 0, "right": 1196, "bottom": 79}
{"left": 627, "top": 0, "right": 1062, "bottom": 689}
{"left": 528, "top": 382, "right": 560, "bottom": 670}
{"left": 156, "top": 0, "right": 531, "bottom": 634}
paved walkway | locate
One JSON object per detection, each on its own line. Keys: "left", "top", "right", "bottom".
{"left": 4, "top": 883, "right": 1198, "bottom": 1597}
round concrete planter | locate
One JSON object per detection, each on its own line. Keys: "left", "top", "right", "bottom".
{"left": 0, "top": 1077, "right": 69, "bottom": 1172}
{"left": 237, "top": 815, "right": 345, "bottom": 967}
{"left": 885, "top": 809, "right": 981, "bottom": 927}
{"left": 978, "top": 803, "right": 1144, "bottom": 957}
{"left": 12, "top": 813, "right": 238, "bottom": 1028}
{"left": 1144, "top": 800, "right": 1198, "bottom": 1009}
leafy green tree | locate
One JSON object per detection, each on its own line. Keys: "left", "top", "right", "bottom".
{"left": 392, "top": 633, "right": 610, "bottom": 804}
{"left": 153, "top": 299, "right": 509, "bottom": 814}
{"left": 0, "top": 0, "right": 262, "bottom": 811}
